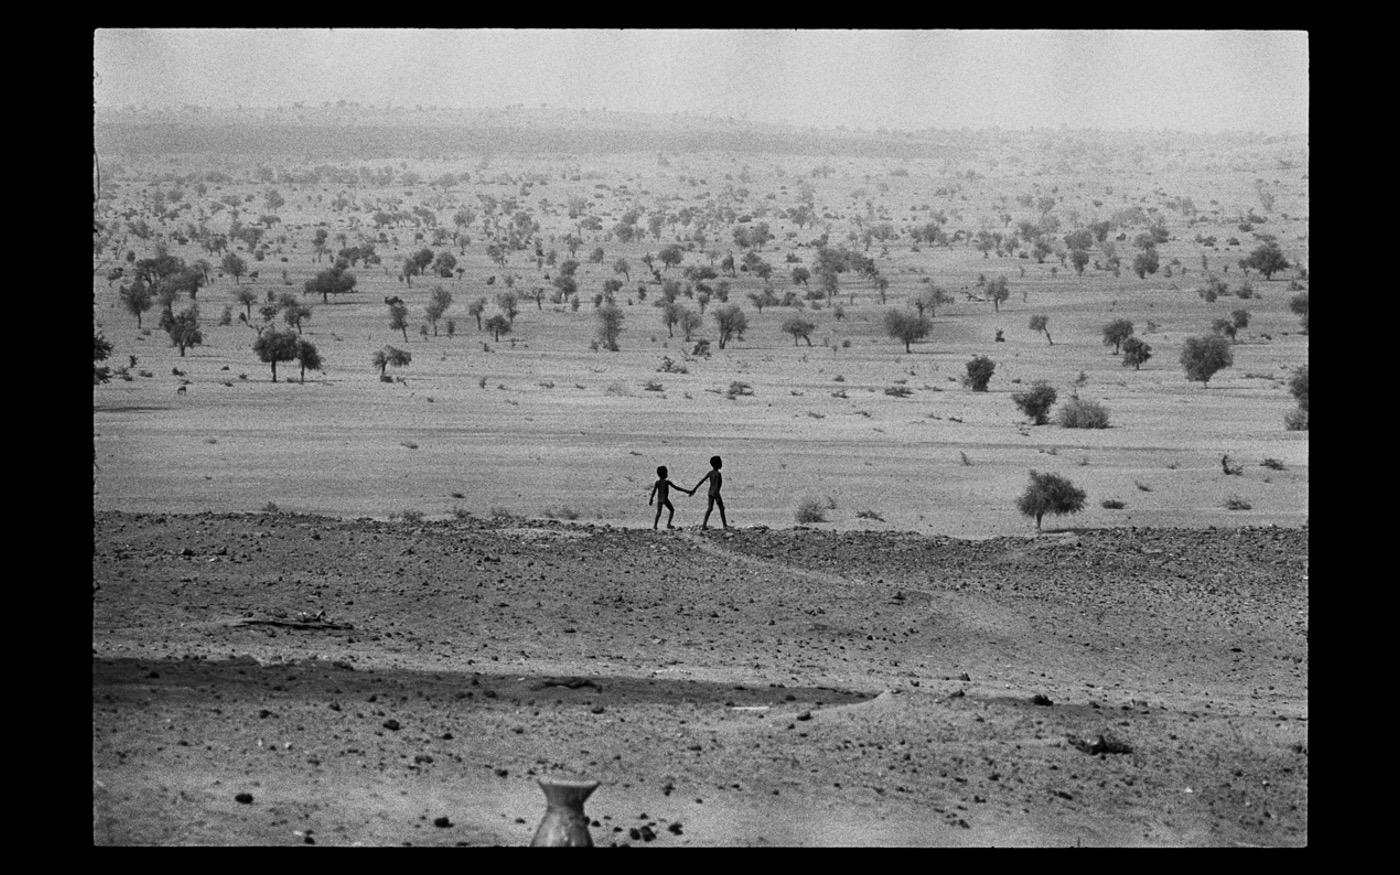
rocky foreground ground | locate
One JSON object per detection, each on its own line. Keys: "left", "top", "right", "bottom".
{"left": 92, "top": 511, "right": 1308, "bottom": 846}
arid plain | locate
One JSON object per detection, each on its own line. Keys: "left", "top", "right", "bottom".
{"left": 93, "top": 112, "right": 1307, "bottom": 845}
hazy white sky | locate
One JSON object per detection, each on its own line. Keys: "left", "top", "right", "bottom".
{"left": 93, "top": 29, "right": 1308, "bottom": 134}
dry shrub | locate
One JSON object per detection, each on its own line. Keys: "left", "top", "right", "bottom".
{"left": 795, "top": 497, "right": 826, "bottom": 523}
{"left": 1057, "top": 398, "right": 1111, "bottom": 429}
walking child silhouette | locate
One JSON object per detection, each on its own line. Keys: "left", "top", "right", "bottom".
{"left": 648, "top": 466, "right": 693, "bottom": 529}
{"left": 691, "top": 456, "right": 729, "bottom": 529}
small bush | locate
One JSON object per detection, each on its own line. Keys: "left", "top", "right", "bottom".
{"left": 261, "top": 502, "right": 281, "bottom": 514}
{"left": 795, "top": 497, "right": 826, "bottom": 523}
{"left": 964, "top": 356, "right": 996, "bottom": 391}
{"left": 726, "top": 381, "right": 754, "bottom": 398}
{"left": 399, "top": 509, "right": 425, "bottom": 524}
{"left": 1223, "top": 495, "right": 1252, "bottom": 511}
{"left": 1261, "top": 458, "right": 1286, "bottom": 471}
{"left": 489, "top": 506, "right": 513, "bottom": 518}
{"left": 544, "top": 505, "right": 581, "bottom": 520}
{"left": 884, "top": 385, "right": 913, "bottom": 397}
{"left": 643, "top": 379, "right": 664, "bottom": 392}
{"left": 1101, "top": 499, "right": 1126, "bottom": 509}
{"left": 1057, "top": 398, "right": 1111, "bottom": 429}
{"left": 1284, "top": 407, "right": 1308, "bottom": 431}
{"left": 451, "top": 506, "right": 471, "bottom": 520}
{"left": 1012, "top": 381, "right": 1058, "bottom": 425}
{"left": 855, "top": 509, "right": 885, "bottom": 521}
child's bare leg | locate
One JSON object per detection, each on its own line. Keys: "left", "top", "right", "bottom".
{"left": 701, "top": 496, "right": 714, "bottom": 529}
{"left": 653, "top": 503, "right": 662, "bottom": 529}
{"left": 665, "top": 500, "right": 675, "bottom": 528}
{"left": 716, "top": 495, "right": 728, "bottom": 528}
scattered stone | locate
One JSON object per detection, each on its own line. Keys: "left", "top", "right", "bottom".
{"left": 1031, "top": 694, "right": 1054, "bottom": 706}
{"left": 958, "top": 673, "right": 971, "bottom": 682}
{"left": 494, "top": 768, "right": 509, "bottom": 778}
{"left": 667, "top": 822, "right": 683, "bottom": 835}
{"left": 383, "top": 719, "right": 401, "bottom": 731}
{"left": 433, "top": 816, "right": 452, "bottom": 828}
{"left": 235, "top": 793, "right": 254, "bottom": 804}
{"left": 796, "top": 710, "right": 813, "bottom": 721}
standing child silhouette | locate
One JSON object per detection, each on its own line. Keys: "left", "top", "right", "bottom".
{"left": 648, "top": 466, "right": 693, "bottom": 529}
{"left": 692, "top": 455, "right": 729, "bottom": 529}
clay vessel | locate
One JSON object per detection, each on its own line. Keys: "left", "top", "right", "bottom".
{"left": 530, "top": 778, "right": 600, "bottom": 847}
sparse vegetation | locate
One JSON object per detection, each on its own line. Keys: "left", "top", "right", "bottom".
{"left": 1180, "top": 334, "right": 1234, "bottom": 386}
{"left": 1016, "top": 470, "right": 1087, "bottom": 531}
{"left": 964, "top": 356, "right": 996, "bottom": 391}
{"left": 1056, "top": 398, "right": 1110, "bottom": 429}
{"left": 1012, "top": 381, "right": 1058, "bottom": 425}
{"left": 795, "top": 497, "right": 827, "bottom": 523}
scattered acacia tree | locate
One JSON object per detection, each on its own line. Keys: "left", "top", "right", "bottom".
{"left": 913, "top": 286, "right": 953, "bottom": 319}
{"left": 678, "top": 308, "right": 704, "bottom": 341}
{"left": 496, "top": 291, "right": 520, "bottom": 326}
{"left": 964, "top": 355, "right": 996, "bottom": 391}
{"left": 986, "top": 275, "right": 1010, "bottom": 312}
{"left": 280, "top": 295, "right": 312, "bottom": 334}
{"left": 1070, "top": 248, "right": 1090, "bottom": 276}
{"left": 253, "top": 327, "right": 299, "bottom": 382}
{"left": 659, "top": 301, "right": 682, "bottom": 337}
{"left": 484, "top": 314, "right": 511, "bottom": 342}
{"left": 1012, "top": 381, "right": 1058, "bottom": 425}
{"left": 220, "top": 252, "right": 248, "bottom": 284}
{"left": 161, "top": 305, "right": 203, "bottom": 357}
{"left": 295, "top": 337, "right": 322, "bottom": 383}
{"left": 120, "top": 280, "right": 154, "bottom": 328}
{"left": 1211, "top": 317, "right": 1238, "bottom": 342}
{"left": 467, "top": 298, "right": 486, "bottom": 330}
{"left": 1102, "top": 318, "right": 1134, "bottom": 354}
{"left": 303, "top": 265, "right": 357, "bottom": 304}
{"left": 94, "top": 329, "right": 113, "bottom": 384}
{"left": 1289, "top": 291, "right": 1309, "bottom": 332}
{"left": 1180, "top": 334, "right": 1234, "bottom": 386}
{"left": 1017, "top": 470, "right": 1087, "bottom": 531}
{"left": 1240, "top": 241, "right": 1289, "bottom": 279}
{"left": 233, "top": 287, "right": 259, "bottom": 322}
{"left": 781, "top": 314, "right": 816, "bottom": 346}
{"left": 1120, "top": 336, "right": 1153, "bottom": 370}
{"left": 712, "top": 303, "right": 748, "bottom": 350}
{"left": 387, "top": 300, "right": 410, "bottom": 341}
{"left": 372, "top": 345, "right": 411, "bottom": 381}
{"left": 883, "top": 309, "right": 931, "bottom": 353}
{"left": 659, "top": 244, "right": 684, "bottom": 272}
{"left": 791, "top": 265, "right": 810, "bottom": 287}
{"left": 614, "top": 257, "right": 631, "bottom": 282}
{"left": 596, "top": 302, "right": 625, "bottom": 351}
{"left": 432, "top": 251, "right": 457, "bottom": 278}
{"left": 1028, "top": 314, "right": 1052, "bottom": 345}
{"left": 425, "top": 286, "right": 452, "bottom": 336}
{"left": 1132, "top": 248, "right": 1159, "bottom": 279}
{"left": 1230, "top": 309, "right": 1250, "bottom": 331}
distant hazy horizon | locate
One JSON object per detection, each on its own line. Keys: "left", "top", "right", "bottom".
{"left": 93, "top": 29, "right": 1309, "bottom": 136}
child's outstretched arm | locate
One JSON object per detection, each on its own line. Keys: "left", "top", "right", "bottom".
{"left": 691, "top": 472, "right": 710, "bottom": 494}
{"left": 648, "top": 482, "right": 657, "bottom": 505}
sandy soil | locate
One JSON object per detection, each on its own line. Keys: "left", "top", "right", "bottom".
{"left": 92, "top": 510, "right": 1307, "bottom": 846}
